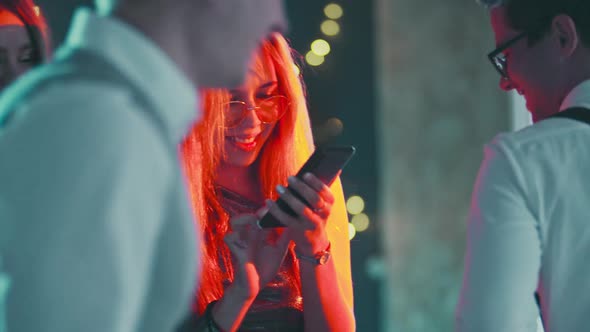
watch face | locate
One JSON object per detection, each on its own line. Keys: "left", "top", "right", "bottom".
{"left": 317, "top": 251, "right": 331, "bottom": 265}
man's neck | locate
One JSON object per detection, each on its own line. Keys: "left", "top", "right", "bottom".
{"left": 562, "top": 52, "right": 590, "bottom": 102}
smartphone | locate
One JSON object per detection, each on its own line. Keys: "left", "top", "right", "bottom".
{"left": 257, "top": 145, "right": 356, "bottom": 228}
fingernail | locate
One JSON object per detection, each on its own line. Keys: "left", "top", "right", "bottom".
{"left": 257, "top": 206, "right": 269, "bottom": 218}
{"left": 287, "top": 176, "right": 296, "bottom": 184}
{"left": 304, "top": 173, "right": 314, "bottom": 180}
{"left": 276, "top": 185, "right": 286, "bottom": 194}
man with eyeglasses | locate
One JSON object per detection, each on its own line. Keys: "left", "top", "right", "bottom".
{"left": 456, "top": 0, "right": 590, "bottom": 331}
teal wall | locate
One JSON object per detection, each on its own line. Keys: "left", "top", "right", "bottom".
{"left": 375, "top": 1, "right": 510, "bottom": 331}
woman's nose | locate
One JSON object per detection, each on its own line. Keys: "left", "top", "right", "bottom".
{"left": 241, "top": 101, "right": 262, "bottom": 126}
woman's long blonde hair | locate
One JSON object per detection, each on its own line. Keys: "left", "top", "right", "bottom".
{"left": 181, "top": 33, "right": 316, "bottom": 313}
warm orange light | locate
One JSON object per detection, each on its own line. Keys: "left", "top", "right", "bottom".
{"left": 0, "top": 10, "right": 25, "bottom": 26}
{"left": 325, "top": 118, "right": 344, "bottom": 137}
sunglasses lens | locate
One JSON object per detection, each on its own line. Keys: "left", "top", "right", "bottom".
{"left": 224, "top": 102, "right": 245, "bottom": 127}
{"left": 257, "top": 97, "right": 287, "bottom": 122}
{"left": 493, "top": 55, "right": 508, "bottom": 78}
{"left": 223, "top": 96, "right": 289, "bottom": 127}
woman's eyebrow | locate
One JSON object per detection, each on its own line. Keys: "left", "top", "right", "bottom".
{"left": 258, "top": 81, "right": 278, "bottom": 89}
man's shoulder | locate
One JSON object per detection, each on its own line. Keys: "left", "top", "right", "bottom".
{"left": 490, "top": 117, "right": 590, "bottom": 153}
{"left": 0, "top": 71, "right": 169, "bottom": 170}
{"left": 1, "top": 57, "right": 130, "bottom": 103}
{"left": 0, "top": 66, "right": 162, "bottom": 159}
{"left": 0, "top": 61, "right": 138, "bottom": 131}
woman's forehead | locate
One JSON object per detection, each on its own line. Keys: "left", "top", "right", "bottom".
{"left": 240, "top": 61, "right": 278, "bottom": 90}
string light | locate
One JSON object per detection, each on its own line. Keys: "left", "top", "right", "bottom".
{"left": 348, "top": 223, "right": 357, "bottom": 240}
{"left": 321, "top": 20, "right": 340, "bottom": 37}
{"left": 311, "top": 39, "right": 331, "bottom": 56}
{"left": 300, "top": 3, "right": 343, "bottom": 68}
{"left": 352, "top": 213, "right": 370, "bottom": 232}
{"left": 305, "top": 51, "right": 325, "bottom": 66}
{"left": 346, "top": 196, "right": 365, "bottom": 215}
{"left": 324, "top": 3, "right": 343, "bottom": 20}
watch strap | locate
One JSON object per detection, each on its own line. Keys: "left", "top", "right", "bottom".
{"left": 295, "top": 242, "right": 331, "bottom": 265}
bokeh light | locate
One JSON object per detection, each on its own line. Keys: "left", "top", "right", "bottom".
{"left": 347, "top": 195, "right": 365, "bottom": 215}
{"left": 352, "top": 213, "right": 370, "bottom": 232}
{"left": 325, "top": 117, "right": 344, "bottom": 137}
{"left": 348, "top": 222, "right": 357, "bottom": 240}
{"left": 324, "top": 3, "right": 343, "bottom": 20}
{"left": 311, "top": 39, "right": 331, "bottom": 57}
{"left": 321, "top": 20, "right": 341, "bottom": 37}
{"left": 305, "top": 51, "right": 325, "bottom": 66}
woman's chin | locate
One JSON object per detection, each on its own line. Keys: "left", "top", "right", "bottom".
{"left": 224, "top": 139, "right": 264, "bottom": 167}
{"left": 223, "top": 149, "right": 259, "bottom": 168}
{"left": 225, "top": 158, "right": 257, "bottom": 168}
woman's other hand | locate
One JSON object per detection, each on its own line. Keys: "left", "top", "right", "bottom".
{"left": 224, "top": 210, "right": 291, "bottom": 300}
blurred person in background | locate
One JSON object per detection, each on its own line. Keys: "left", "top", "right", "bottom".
{"left": 0, "top": 0, "right": 49, "bottom": 93}
{"left": 457, "top": 0, "right": 590, "bottom": 331}
{"left": 178, "top": 33, "right": 355, "bottom": 332}
{"left": 0, "top": 0, "right": 286, "bottom": 331}
{"left": 0, "top": 2, "right": 49, "bottom": 330}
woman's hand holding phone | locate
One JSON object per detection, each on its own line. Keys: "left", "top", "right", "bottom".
{"left": 257, "top": 145, "right": 355, "bottom": 228}
{"left": 265, "top": 173, "right": 333, "bottom": 256}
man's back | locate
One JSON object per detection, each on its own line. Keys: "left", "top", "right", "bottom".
{"left": 503, "top": 116, "right": 590, "bottom": 331}
{"left": 0, "top": 9, "right": 199, "bottom": 331}
{"left": 458, "top": 109, "right": 590, "bottom": 331}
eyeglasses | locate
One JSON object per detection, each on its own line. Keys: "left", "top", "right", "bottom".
{"left": 487, "top": 30, "right": 528, "bottom": 80}
{"left": 223, "top": 95, "right": 290, "bottom": 128}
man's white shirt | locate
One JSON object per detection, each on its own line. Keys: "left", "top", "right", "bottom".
{"left": 457, "top": 80, "right": 590, "bottom": 332}
{"left": 0, "top": 8, "right": 200, "bottom": 332}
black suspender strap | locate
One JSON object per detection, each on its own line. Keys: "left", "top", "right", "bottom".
{"left": 550, "top": 107, "right": 590, "bottom": 125}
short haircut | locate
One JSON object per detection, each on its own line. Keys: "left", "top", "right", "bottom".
{"left": 478, "top": 0, "right": 590, "bottom": 47}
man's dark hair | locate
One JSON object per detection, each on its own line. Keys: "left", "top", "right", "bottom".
{"left": 479, "top": 0, "right": 590, "bottom": 47}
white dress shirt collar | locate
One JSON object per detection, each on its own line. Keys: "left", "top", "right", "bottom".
{"left": 59, "top": 8, "right": 200, "bottom": 144}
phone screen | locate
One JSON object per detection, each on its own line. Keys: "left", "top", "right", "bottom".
{"left": 257, "top": 145, "right": 356, "bottom": 228}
